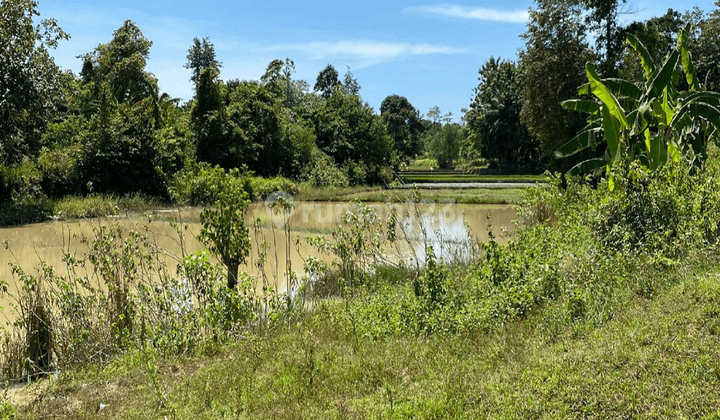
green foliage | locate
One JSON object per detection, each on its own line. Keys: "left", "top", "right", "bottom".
{"left": 422, "top": 122, "right": 464, "bottom": 169}
{"left": 619, "top": 9, "right": 684, "bottom": 82}
{"left": 311, "top": 86, "right": 396, "bottom": 183}
{"left": 0, "top": 400, "right": 16, "bottom": 420}
{"left": 169, "top": 162, "right": 297, "bottom": 203}
{"left": 313, "top": 64, "right": 340, "bottom": 99}
{"left": 380, "top": 94, "right": 426, "bottom": 159}
{"left": 520, "top": 0, "right": 594, "bottom": 167}
{"left": 558, "top": 26, "right": 720, "bottom": 182}
{"left": 0, "top": 160, "right": 51, "bottom": 225}
{"left": 248, "top": 176, "right": 299, "bottom": 200}
{"left": 169, "top": 163, "right": 250, "bottom": 205}
{"left": 300, "top": 147, "right": 349, "bottom": 188}
{"left": 466, "top": 57, "right": 543, "bottom": 172}
{"left": 0, "top": 0, "right": 69, "bottom": 165}
{"left": 185, "top": 37, "right": 221, "bottom": 84}
{"left": 690, "top": 5, "right": 720, "bottom": 92}
{"left": 198, "top": 168, "right": 251, "bottom": 289}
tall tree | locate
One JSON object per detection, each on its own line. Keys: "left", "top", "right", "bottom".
{"left": 694, "top": 1, "right": 720, "bottom": 92}
{"left": 380, "top": 95, "right": 425, "bottom": 159}
{"left": 466, "top": 57, "right": 542, "bottom": 171}
{"left": 185, "top": 37, "right": 222, "bottom": 85}
{"left": 342, "top": 66, "right": 361, "bottom": 96}
{"left": 76, "top": 20, "right": 167, "bottom": 195}
{"left": 520, "top": 0, "right": 594, "bottom": 169}
{"left": 0, "top": 0, "right": 69, "bottom": 165}
{"left": 314, "top": 64, "right": 340, "bottom": 98}
{"left": 191, "top": 67, "right": 228, "bottom": 167}
{"left": 584, "top": 0, "right": 626, "bottom": 75}
{"left": 311, "top": 87, "right": 396, "bottom": 184}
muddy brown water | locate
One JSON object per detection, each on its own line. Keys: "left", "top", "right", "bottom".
{"left": 0, "top": 201, "right": 517, "bottom": 324}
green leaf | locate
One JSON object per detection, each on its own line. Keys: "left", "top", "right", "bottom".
{"left": 586, "top": 62, "right": 629, "bottom": 130}
{"left": 670, "top": 101, "right": 720, "bottom": 137}
{"left": 626, "top": 34, "right": 656, "bottom": 82}
{"left": 668, "top": 141, "right": 681, "bottom": 163}
{"left": 645, "top": 49, "right": 680, "bottom": 101}
{"left": 567, "top": 158, "right": 607, "bottom": 176}
{"left": 601, "top": 106, "right": 621, "bottom": 162}
{"left": 648, "top": 132, "right": 667, "bottom": 170}
{"left": 603, "top": 78, "right": 642, "bottom": 100}
{"left": 561, "top": 99, "right": 600, "bottom": 114}
{"left": 678, "top": 23, "right": 698, "bottom": 91}
{"left": 555, "top": 127, "right": 603, "bottom": 158}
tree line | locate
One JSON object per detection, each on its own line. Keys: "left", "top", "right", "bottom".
{"left": 3, "top": 0, "right": 720, "bottom": 213}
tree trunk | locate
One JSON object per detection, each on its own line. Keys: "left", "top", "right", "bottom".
{"left": 227, "top": 263, "right": 239, "bottom": 290}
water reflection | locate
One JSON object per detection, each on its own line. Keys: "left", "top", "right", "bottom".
{"left": 0, "top": 201, "right": 517, "bottom": 322}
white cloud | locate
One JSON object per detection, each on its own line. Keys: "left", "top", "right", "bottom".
{"left": 275, "top": 40, "right": 467, "bottom": 63}
{"left": 406, "top": 5, "right": 529, "bottom": 23}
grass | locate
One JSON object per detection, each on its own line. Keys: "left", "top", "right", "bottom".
{"left": 13, "top": 257, "right": 720, "bottom": 418}
{"left": 52, "top": 194, "right": 168, "bottom": 219}
{"left": 297, "top": 184, "right": 525, "bottom": 204}
{"left": 399, "top": 174, "right": 547, "bottom": 183}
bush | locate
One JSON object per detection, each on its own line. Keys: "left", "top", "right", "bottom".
{"left": 0, "top": 160, "right": 52, "bottom": 225}
{"left": 301, "top": 147, "right": 349, "bottom": 188}
{"left": 248, "top": 176, "right": 299, "bottom": 200}
{"left": 169, "top": 163, "right": 252, "bottom": 206}
{"left": 37, "top": 146, "right": 83, "bottom": 197}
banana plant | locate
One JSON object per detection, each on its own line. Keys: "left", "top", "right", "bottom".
{"left": 556, "top": 24, "right": 720, "bottom": 189}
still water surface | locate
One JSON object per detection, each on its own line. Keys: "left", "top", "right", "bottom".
{"left": 0, "top": 201, "right": 518, "bottom": 322}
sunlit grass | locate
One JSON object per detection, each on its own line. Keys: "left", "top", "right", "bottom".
{"left": 17, "top": 258, "right": 720, "bottom": 419}
{"left": 52, "top": 194, "right": 166, "bottom": 219}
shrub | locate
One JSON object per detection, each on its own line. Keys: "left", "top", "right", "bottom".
{"left": 169, "top": 163, "right": 252, "bottom": 205}
{"left": 301, "top": 147, "right": 348, "bottom": 188}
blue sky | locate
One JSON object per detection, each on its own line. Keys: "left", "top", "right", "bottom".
{"left": 38, "top": 0, "right": 718, "bottom": 120}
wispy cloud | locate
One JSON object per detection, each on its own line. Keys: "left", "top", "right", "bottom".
{"left": 275, "top": 40, "right": 467, "bottom": 63}
{"left": 406, "top": 5, "right": 529, "bottom": 23}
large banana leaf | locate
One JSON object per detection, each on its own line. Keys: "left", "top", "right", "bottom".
{"left": 601, "top": 106, "right": 621, "bottom": 161}
{"left": 561, "top": 99, "right": 601, "bottom": 114}
{"left": 626, "top": 34, "right": 656, "bottom": 83}
{"left": 555, "top": 126, "right": 603, "bottom": 158}
{"left": 586, "top": 63, "right": 629, "bottom": 129}
{"left": 603, "top": 78, "right": 643, "bottom": 100}
{"left": 677, "top": 24, "right": 698, "bottom": 91}
{"left": 644, "top": 50, "right": 680, "bottom": 101}
{"left": 567, "top": 158, "right": 607, "bottom": 176}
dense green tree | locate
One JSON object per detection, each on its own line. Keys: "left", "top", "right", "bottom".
{"left": 520, "top": 0, "right": 594, "bottom": 169}
{"left": 0, "top": 0, "right": 69, "bottom": 166}
{"left": 67, "top": 21, "right": 168, "bottom": 196}
{"left": 466, "top": 57, "right": 542, "bottom": 171}
{"left": 380, "top": 95, "right": 425, "bottom": 159}
{"left": 311, "top": 86, "right": 395, "bottom": 184}
{"left": 422, "top": 121, "right": 464, "bottom": 169}
{"left": 198, "top": 168, "right": 251, "bottom": 289}
{"left": 191, "top": 67, "right": 229, "bottom": 167}
{"left": 583, "top": 0, "right": 626, "bottom": 75}
{"left": 314, "top": 64, "right": 340, "bottom": 99}
{"left": 694, "top": 2, "right": 720, "bottom": 92}
{"left": 185, "top": 37, "right": 222, "bottom": 85}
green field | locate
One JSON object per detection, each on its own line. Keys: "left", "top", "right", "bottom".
{"left": 398, "top": 170, "right": 547, "bottom": 184}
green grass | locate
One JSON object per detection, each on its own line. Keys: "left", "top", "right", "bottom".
{"left": 52, "top": 194, "right": 167, "bottom": 219}
{"left": 297, "top": 184, "right": 525, "bottom": 204}
{"left": 15, "top": 259, "right": 720, "bottom": 419}
{"left": 400, "top": 173, "right": 547, "bottom": 183}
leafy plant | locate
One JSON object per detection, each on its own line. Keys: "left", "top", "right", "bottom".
{"left": 556, "top": 24, "right": 720, "bottom": 187}
{"left": 198, "top": 168, "right": 251, "bottom": 289}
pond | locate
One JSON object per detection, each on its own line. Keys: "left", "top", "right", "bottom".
{"left": 0, "top": 200, "right": 518, "bottom": 323}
